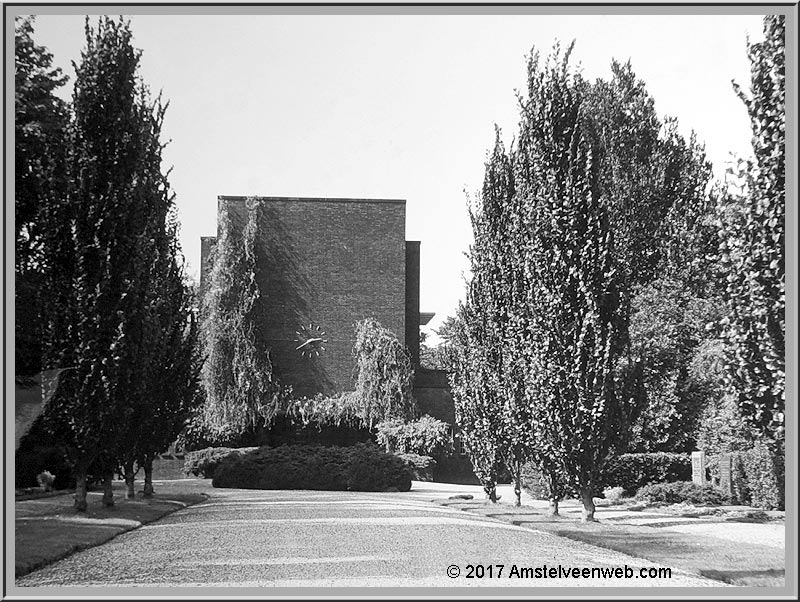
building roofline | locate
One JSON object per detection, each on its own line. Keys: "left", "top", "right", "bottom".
{"left": 218, "top": 195, "right": 406, "bottom": 205}
{"left": 420, "top": 312, "right": 435, "bottom": 326}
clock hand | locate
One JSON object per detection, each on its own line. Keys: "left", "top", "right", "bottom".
{"left": 295, "top": 337, "right": 325, "bottom": 350}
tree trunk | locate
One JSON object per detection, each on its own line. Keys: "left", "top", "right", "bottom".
{"left": 123, "top": 460, "right": 136, "bottom": 499}
{"left": 102, "top": 471, "right": 115, "bottom": 507}
{"left": 580, "top": 488, "right": 596, "bottom": 523}
{"left": 485, "top": 482, "right": 497, "bottom": 503}
{"left": 74, "top": 463, "right": 88, "bottom": 512}
{"left": 514, "top": 472, "right": 522, "bottom": 507}
{"left": 143, "top": 457, "right": 154, "bottom": 498}
{"left": 545, "top": 469, "right": 561, "bottom": 516}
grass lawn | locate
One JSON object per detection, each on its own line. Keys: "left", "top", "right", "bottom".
{"left": 438, "top": 498, "right": 785, "bottom": 587}
{"left": 15, "top": 481, "right": 207, "bottom": 579}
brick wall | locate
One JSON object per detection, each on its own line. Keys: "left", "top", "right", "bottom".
{"left": 405, "top": 241, "right": 421, "bottom": 367}
{"left": 203, "top": 196, "right": 407, "bottom": 398}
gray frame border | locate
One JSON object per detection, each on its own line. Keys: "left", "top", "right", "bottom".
{"left": 4, "top": 2, "right": 797, "bottom": 599}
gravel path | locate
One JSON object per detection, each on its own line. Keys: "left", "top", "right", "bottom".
{"left": 16, "top": 485, "right": 723, "bottom": 589}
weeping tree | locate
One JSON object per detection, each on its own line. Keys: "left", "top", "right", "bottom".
{"left": 716, "top": 15, "right": 785, "bottom": 507}
{"left": 348, "top": 317, "right": 416, "bottom": 429}
{"left": 200, "top": 198, "right": 284, "bottom": 441}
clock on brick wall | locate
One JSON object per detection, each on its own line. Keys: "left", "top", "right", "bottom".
{"left": 294, "top": 323, "right": 328, "bottom": 358}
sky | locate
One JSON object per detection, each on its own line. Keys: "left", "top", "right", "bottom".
{"left": 21, "top": 11, "right": 767, "bottom": 343}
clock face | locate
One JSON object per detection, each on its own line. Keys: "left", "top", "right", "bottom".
{"left": 295, "top": 323, "right": 328, "bottom": 358}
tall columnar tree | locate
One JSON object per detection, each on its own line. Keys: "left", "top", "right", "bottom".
{"left": 449, "top": 303, "right": 505, "bottom": 502}
{"left": 349, "top": 317, "right": 416, "bottom": 429}
{"left": 118, "top": 219, "right": 202, "bottom": 499}
{"left": 513, "top": 44, "right": 626, "bottom": 522}
{"left": 39, "top": 17, "right": 185, "bottom": 510}
{"left": 450, "top": 133, "right": 533, "bottom": 503}
{"left": 14, "top": 16, "right": 69, "bottom": 377}
{"left": 200, "top": 198, "right": 283, "bottom": 441}
{"left": 716, "top": 15, "right": 785, "bottom": 505}
{"left": 454, "top": 41, "right": 720, "bottom": 517}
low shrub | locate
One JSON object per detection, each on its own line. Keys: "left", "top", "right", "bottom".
{"left": 602, "top": 486, "right": 626, "bottom": 504}
{"left": 635, "top": 481, "right": 732, "bottom": 506}
{"left": 183, "top": 446, "right": 258, "bottom": 478}
{"left": 36, "top": 470, "right": 56, "bottom": 492}
{"left": 375, "top": 415, "right": 451, "bottom": 456}
{"left": 395, "top": 453, "right": 437, "bottom": 481}
{"left": 212, "top": 443, "right": 412, "bottom": 492}
{"left": 602, "top": 453, "right": 691, "bottom": 495}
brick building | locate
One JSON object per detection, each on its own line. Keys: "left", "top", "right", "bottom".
{"left": 200, "top": 196, "right": 455, "bottom": 422}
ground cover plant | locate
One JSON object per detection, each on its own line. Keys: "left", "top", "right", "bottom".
{"left": 211, "top": 443, "right": 412, "bottom": 492}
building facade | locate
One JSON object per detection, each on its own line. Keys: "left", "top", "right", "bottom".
{"left": 201, "top": 196, "right": 439, "bottom": 402}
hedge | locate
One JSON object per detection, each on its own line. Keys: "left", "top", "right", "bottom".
{"left": 635, "top": 481, "right": 733, "bottom": 506}
{"left": 707, "top": 442, "right": 784, "bottom": 510}
{"left": 183, "top": 446, "right": 258, "bottom": 478}
{"left": 521, "top": 453, "right": 691, "bottom": 500}
{"left": 602, "top": 453, "right": 691, "bottom": 495}
{"left": 212, "top": 443, "right": 412, "bottom": 492}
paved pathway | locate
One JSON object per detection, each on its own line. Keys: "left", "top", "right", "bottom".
{"left": 17, "top": 484, "right": 723, "bottom": 589}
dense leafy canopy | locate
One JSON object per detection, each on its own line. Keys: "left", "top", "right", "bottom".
{"left": 717, "top": 15, "right": 785, "bottom": 443}
{"left": 18, "top": 17, "right": 199, "bottom": 508}
{"left": 14, "top": 16, "right": 69, "bottom": 377}
{"left": 452, "top": 41, "right": 725, "bottom": 518}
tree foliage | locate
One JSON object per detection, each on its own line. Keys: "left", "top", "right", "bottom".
{"left": 14, "top": 16, "right": 69, "bottom": 377}
{"left": 624, "top": 280, "right": 726, "bottom": 452}
{"left": 22, "top": 17, "right": 200, "bottom": 509}
{"left": 448, "top": 131, "right": 527, "bottom": 503}
{"left": 514, "top": 45, "right": 625, "bottom": 520}
{"left": 375, "top": 415, "right": 451, "bottom": 456}
{"left": 717, "top": 14, "right": 785, "bottom": 443}
{"left": 452, "top": 42, "right": 718, "bottom": 519}
{"left": 200, "top": 198, "right": 284, "bottom": 440}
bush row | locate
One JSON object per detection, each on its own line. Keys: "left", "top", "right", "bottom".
{"left": 521, "top": 453, "right": 692, "bottom": 500}
{"left": 182, "top": 446, "right": 258, "bottom": 478}
{"left": 602, "top": 453, "right": 691, "bottom": 495}
{"left": 211, "top": 443, "right": 412, "bottom": 492}
{"left": 635, "top": 481, "right": 732, "bottom": 506}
